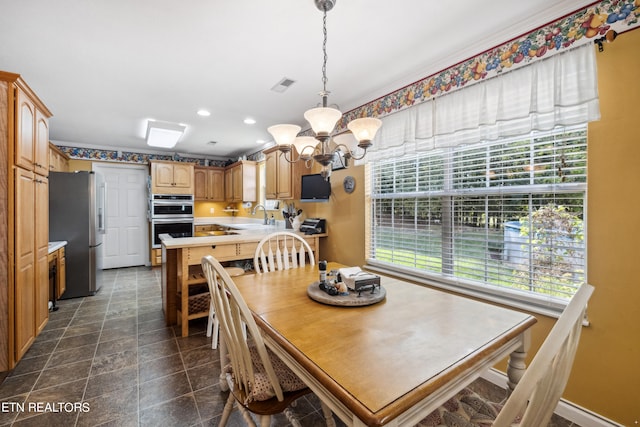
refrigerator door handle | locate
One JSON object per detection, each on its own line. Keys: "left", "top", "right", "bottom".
{"left": 98, "top": 181, "right": 107, "bottom": 234}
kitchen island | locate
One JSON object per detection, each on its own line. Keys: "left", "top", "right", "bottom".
{"left": 160, "top": 222, "right": 327, "bottom": 336}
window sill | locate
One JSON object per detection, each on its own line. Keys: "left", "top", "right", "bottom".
{"left": 365, "top": 260, "right": 573, "bottom": 320}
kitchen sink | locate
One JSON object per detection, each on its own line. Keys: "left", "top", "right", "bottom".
{"left": 194, "top": 230, "right": 239, "bottom": 237}
{"left": 209, "top": 225, "right": 236, "bottom": 231}
{"left": 226, "top": 223, "right": 270, "bottom": 230}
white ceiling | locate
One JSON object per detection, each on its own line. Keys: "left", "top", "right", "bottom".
{"left": 0, "top": 0, "right": 594, "bottom": 160}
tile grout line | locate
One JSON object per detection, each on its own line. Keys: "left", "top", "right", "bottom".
{"left": 76, "top": 270, "right": 115, "bottom": 427}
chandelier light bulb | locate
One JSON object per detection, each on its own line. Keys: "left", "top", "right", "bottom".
{"left": 304, "top": 107, "right": 342, "bottom": 136}
{"left": 347, "top": 117, "right": 383, "bottom": 143}
{"left": 267, "top": 124, "right": 301, "bottom": 147}
{"left": 293, "top": 136, "right": 319, "bottom": 158}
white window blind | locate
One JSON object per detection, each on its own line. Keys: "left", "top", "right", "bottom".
{"left": 367, "top": 126, "right": 587, "bottom": 311}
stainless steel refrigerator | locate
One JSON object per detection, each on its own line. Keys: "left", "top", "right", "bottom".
{"left": 49, "top": 171, "right": 106, "bottom": 298}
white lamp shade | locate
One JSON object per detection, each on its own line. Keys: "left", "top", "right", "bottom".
{"left": 293, "top": 136, "right": 319, "bottom": 157}
{"left": 146, "top": 121, "right": 186, "bottom": 148}
{"left": 267, "top": 124, "right": 301, "bottom": 146}
{"left": 304, "top": 107, "right": 342, "bottom": 135}
{"left": 332, "top": 132, "right": 358, "bottom": 152}
{"left": 347, "top": 117, "right": 382, "bottom": 142}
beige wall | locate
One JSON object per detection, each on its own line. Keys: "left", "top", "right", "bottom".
{"left": 303, "top": 166, "right": 367, "bottom": 268}
{"left": 303, "top": 30, "right": 640, "bottom": 425}
{"left": 578, "top": 28, "right": 639, "bottom": 424}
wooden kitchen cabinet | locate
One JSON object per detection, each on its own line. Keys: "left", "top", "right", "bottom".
{"left": 49, "top": 142, "right": 69, "bottom": 172}
{"left": 15, "top": 88, "right": 49, "bottom": 176}
{"left": 56, "top": 247, "right": 66, "bottom": 299}
{"left": 34, "top": 175, "right": 49, "bottom": 334}
{"left": 14, "top": 168, "right": 37, "bottom": 360}
{"left": 0, "top": 71, "right": 53, "bottom": 370}
{"left": 194, "top": 166, "right": 224, "bottom": 201}
{"left": 151, "top": 248, "right": 162, "bottom": 267}
{"left": 48, "top": 246, "right": 66, "bottom": 300}
{"left": 150, "top": 160, "right": 194, "bottom": 194}
{"left": 13, "top": 170, "right": 49, "bottom": 357}
{"left": 224, "top": 160, "right": 256, "bottom": 202}
{"left": 264, "top": 146, "right": 306, "bottom": 200}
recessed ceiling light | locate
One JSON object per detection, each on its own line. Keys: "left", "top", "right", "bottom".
{"left": 197, "top": 109, "right": 211, "bottom": 117}
{"left": 256, "top": 139, "right": 266, "bottom": 144}
{"left": 244, "top": 117, "right": 256, "bottom": 125}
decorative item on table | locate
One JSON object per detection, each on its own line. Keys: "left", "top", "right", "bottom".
{"left": 337, "top": 267, "right": 381, "bottom": 296}
{"left": 318, "top": 261, "right": 349, "bottom": 296}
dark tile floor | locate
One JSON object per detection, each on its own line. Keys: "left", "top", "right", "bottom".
{"left": 0, "top": 266, "right": 578, "bottom": 427}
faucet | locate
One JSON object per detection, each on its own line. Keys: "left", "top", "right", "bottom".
{"left": 251, "top": 204, "right": 269, "bottom": 225}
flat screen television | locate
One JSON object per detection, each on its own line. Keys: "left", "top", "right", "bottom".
{"left": 300, "top": 173, "right": 331, "bottom": 202}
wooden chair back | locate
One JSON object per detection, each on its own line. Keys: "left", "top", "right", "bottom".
{"left": 493, "top": 283, "right": 594, "bottom": 427}
{"left": 253, "top": 231, "right": 315, "bottom": 273}
{"left": 201, "top": 255, "right": 284, "bottom": 402}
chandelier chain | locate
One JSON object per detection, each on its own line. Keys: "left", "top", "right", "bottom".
{"left": 321, "top": 8, "right": 328, "bottom": 105}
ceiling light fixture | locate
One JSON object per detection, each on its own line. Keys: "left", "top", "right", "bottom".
{"left": 197, "top": 109, "right": 211, "bottom": 117}
{"left": 267, "top": 0, "right": 381, "bottom": 180}
{"left": 244, "top": 117, "right": 256, "bottom": 125}
{"left": 146, "top": 120, "right": 186, "bottom": 149}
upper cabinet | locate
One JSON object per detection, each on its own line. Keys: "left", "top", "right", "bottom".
{"left": 15, "top": 86, "right": 50, "bottom": 176}
{"left": 49, "top": 143, "right": 69, "bottom": 172}
{"left": 150, "top": 160, "right": 194, "bottom": 194}
{"left": 224, "top": 160, "right": 256, "bottom": 202}
{"left": 194, "top": 166, "right": 224, "bottom": 201}
{"left": 264, "top": 146, "right": 305, "bottom": 200}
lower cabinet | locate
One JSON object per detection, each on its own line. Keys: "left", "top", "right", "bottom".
{"left": 151, "top": 248, "right": 162, "bottom": 267}
{"left": 48, "top": 246, "right": 66, "bottom": 301}
{"left": 35, "top": 175, "right": 49, "bottom": 334}
{"left": 14, "top": 168, "right": 37, "bottom": 360}
{"left": 14, "top": 168, "right": 49, "bottom": 361}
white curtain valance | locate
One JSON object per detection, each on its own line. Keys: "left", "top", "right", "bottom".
{"left": 364, "top": 44, "right": 599, "bottom": 162}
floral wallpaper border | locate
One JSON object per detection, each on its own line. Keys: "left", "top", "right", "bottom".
{"left": 56, "top": 146, "right": 229, "bottom": 167}
{"left": 336, "top": 0, "right": 639, "bottom": 131}
{"left": 58, "top": 0, "right": 639, "bottom": 164}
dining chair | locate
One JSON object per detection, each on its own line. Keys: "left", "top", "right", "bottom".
{"left": 206, "top": 266, "right": 244, "bottom": 350}
{"left": 253, "top": 231, "right": 315, "bottom": 274}
{"left": 416, "top": 283, "right": 594, "bottom": 427}
{"left": 201, "top": 255, "right": 335, "bottom": 427}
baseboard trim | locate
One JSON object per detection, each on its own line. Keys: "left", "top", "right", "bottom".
{"left": 482, "top": 369, "right": 623, "bottom": 427}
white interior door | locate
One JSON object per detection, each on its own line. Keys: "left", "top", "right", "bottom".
{"left": 93, "top": 163, "right": 149, "bottom": 269}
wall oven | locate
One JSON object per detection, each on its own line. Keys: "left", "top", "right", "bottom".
{"left": 149, "top": 194, "right": 194, "bottom": 248}
{"left": 151, "top": 218, "right": 194, "bottom": 248}
{"left": 149, "top": 194, "right": 194, "bottom": 218}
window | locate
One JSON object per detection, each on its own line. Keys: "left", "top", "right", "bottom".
{"left": 367, "top": 125, "right": 587, "bottom": 312}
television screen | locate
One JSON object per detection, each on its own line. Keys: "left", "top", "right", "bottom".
{"left": 300, "top": 174, "right": 331, "bottom": 202}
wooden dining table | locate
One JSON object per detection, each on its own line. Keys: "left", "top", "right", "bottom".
{"left": 227, "top": 262, "right": 537, "bottom": 427}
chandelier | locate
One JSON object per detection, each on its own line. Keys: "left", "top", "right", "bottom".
{"left": 267, "top": 0, "right": 382, "bottom": 179}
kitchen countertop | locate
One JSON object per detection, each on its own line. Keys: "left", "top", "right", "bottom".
{"left": 48, "top": 241, "right": 67, "bottom": 254}
{"left": 161, "top": 219, "right": 325, "bottom": 250}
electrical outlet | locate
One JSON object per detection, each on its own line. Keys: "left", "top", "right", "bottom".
{"left": 209, "top": 207, "right": 215, "bottom": 214}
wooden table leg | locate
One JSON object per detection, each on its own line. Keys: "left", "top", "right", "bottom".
{"left": 506, "top": 330, "right": 531, "bottom": 395}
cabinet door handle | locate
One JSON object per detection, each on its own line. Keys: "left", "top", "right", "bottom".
{"left": 211, "top": 245, "right": 216, "bottom": 249}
